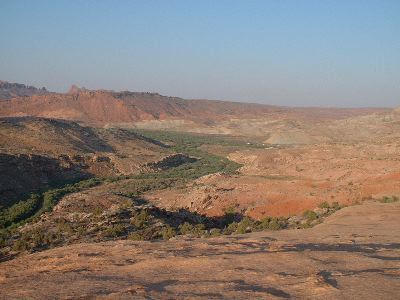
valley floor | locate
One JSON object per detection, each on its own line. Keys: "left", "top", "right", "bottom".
{"left": 1, "top": 201, "right": 399, "bottom": 299}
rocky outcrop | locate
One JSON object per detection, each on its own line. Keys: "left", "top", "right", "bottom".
{"left": 0, "top": 81, "right": 50, "bottom": 100}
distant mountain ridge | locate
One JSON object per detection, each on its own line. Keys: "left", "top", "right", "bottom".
{"left": 0, "top": 81, "right": 391, "bottom": 128}
{"left": 0, "top": 84, "right": 285, "bottom": 126}
{"left": 0, "top": 80, "right": 50, "bottom": 100}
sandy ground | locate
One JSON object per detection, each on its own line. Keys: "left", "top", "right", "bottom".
{"left": 1, "top": 201, "right": 399, "bottom": 299}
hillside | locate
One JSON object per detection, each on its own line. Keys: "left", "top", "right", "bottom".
{"left": 0, "top": 85, "right": 389, "bottom": 129}
{"left": 0, "top": 117, "right": 171, "bottom": 209}
{"left": 0, "top": 85, "right": 399, "bottom": 299}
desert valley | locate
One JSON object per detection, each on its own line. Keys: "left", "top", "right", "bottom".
{"left": 0, "top": 81, "right": 399, "bottom": 298}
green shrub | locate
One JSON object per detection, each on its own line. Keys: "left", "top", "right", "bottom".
{"left": 268, "top": 218, "right": 283, "bottom": 230}
{"left": 178, "top": 222, "right": 206, "bottom": 236}
{"left": 256, "top": 216, "right": 284, "bottom": 231}
{"left": 128, "top": 232, "right": 144, "bottom": 240}
{"left": 0, "top": 193, "right": 42, "bottom": 227}
{"left": 303, "top": 210, "right": 318, "bottom": 222}
{"left": 55, "top": 219, "right": 75, "bottom": 235}
{"left": 104, "top": 224, "right": 125, "bottom": 237}
{"left": 0, "top": 229, "right": 10, "bottom": 248}
{"left": 380, "top": 196, "right": 399, "bottom": 203}
{"left": 161, "top": 225, "right": 176, "bottom": 240}
{"left": 258, "top": 217, "right": 272, "bottom": 230}
{"left": 131, "top": 210, "right": 150, "bottom": 229}
{"left": 318, "top": 201, "right": 330, "bottom": 209}
{"left": 223, "top": 222, "right": 238, "bottom": 235}
{"left": 179, "top": 222, "right": 194, "bottom": 235}
{"left": 209, "top": 228, "right": 221, "bottom": 237}
{"left": 236, "top": 217, "right": 254, "bottom": 234}
{"left": 12, "top": 238, "right": 30, "bottom": 252}
{"left": 93, "top": 207, "right": 103, "bottom": 216}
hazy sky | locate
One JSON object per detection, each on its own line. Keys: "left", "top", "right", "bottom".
{"left": 0, "top": 0, "right": 399, "bottom": 107}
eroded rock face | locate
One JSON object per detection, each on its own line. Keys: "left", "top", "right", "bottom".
{"left": 0, "top": 201, "right": 399, "bottom": 299}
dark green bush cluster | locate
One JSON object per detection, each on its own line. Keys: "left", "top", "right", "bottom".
{"left": 11, "top": 228, "right": 61, "bottom": 252}
{"left": 178, "top": 222, "right": 206, "bottom": 236}
{"left": 0, "top": 178, "right": 102, "bottom": 230}
{"left": 257, "top": 216, "right": 286, "bottom": 231}
{"left": 41, "top": 178, "right": 102, "bottom": 213}
{"left": 161, "top": 225, "right": 176, "bottom": 240}
{"left": 135, "top": 130, "right": 264, "bottom": 151}
{"left": 133, "top": 130, "right": 243, "bottom": 179}
{"left": 130, "top": 210, "right": 150, "bottom": 229}
{"left": 0, "top": 193, "right": 41, "bottom": 228}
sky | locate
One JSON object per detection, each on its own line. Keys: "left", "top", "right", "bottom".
{"left": 0, "top": 0, "right": 399, "bottom": 107}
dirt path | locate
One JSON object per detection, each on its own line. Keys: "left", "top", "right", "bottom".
{"left": 0, "top": 201, "right": 399, "bottom": 299}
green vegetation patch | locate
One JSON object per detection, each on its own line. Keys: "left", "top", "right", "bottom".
{"left": 0, "top": 178, "right": 101, "bottom": 230}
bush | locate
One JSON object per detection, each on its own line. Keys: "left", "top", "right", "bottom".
{"left": 236, "top": 217, "right": 254, "bottom": 234}
{"left": 318, "top": 201, "right": 330, "bottom": 209}
{"left": 268, "top": 218, "right": 283, "bottom": 230}
{"left": 128, "top": 232, "right": 144, "bottom": 241}
{"left": 161, "top": 225, "right": 176, "bottom": 240}
{"left": 0, "top": 193, "right": 41, "bottom": 228}
{"left": 303, "top": 210, "right": 318, "bottom": 222}
{"left": 223, "top": 222, "right": 238, "bottom": 235}
{"left": 380, "top": 196, "right": 399, "bottom": 203}
{"left": 256, "top": 217, "right": 284, "bottom": 230}
{"left": 258, "top": 217, "right": 272, "bottom": 230}
{"left": 179, "top": 222, "right": 194, "bottom": 235}
{"left": 0, "top": 229, "right": 10, "bottom": 248}
{"left": 209, "top": 228, "right": 221, "bottom": 237}
{"left": 104, "top": 224, "right": 125, "bottom": 237}
{"left": 55, "top": 219, "right": 75, "bottom": 235}
{"left": 131, "top": 210, "right": 150, "bottom": 229}
{"left": 12, "top": 238, "right": 30, "bottom": 252}
{"left": 178, "top": 222, "right": 206, "bottom": 236}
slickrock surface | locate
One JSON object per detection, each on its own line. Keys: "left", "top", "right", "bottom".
{"left": 1, "top": 201, "right": 399, "bottom": 299}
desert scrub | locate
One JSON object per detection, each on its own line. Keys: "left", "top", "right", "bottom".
{"left": 236, "top": 217, "right": 255, "bottom": 234}
{"left": 128, "top": 232, "right": 144, "bottom": 241}
{"left": 103, "top": 224, "right": 126, "bottom": 238}
{"left": 380, "top": 196, "right": 399, "bottom": 203}
{"left": 223, "top": 222, "right": 238, "bottom": 235}
{"left": 318, "top": 201, "right": 330, "bottom": 209}
{"left": 208, "top": 228, "right": 222, "bottom": 237}
{"left": 178, "top": 222, "right": 206, "bottom": 236}
{"left": 256, "top": 217, "right": 286, "bottom": 231}
{"left": 161, "top": 225, "right": 176, "bottom": 240}
{"left": 8, "top": 227, "right": 62, "bottom": 252}
{"left": 131, "top": 210, "right": 150, "bottom": 229}
{"left": 55, "top": 219, "right": 75, "bottom": 235}
{"left": 303, "top": 210, "right": 318, "bottom": 222}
